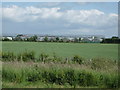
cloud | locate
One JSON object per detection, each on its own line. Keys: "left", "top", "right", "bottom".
{"left": 2, "top": 5, "right": 62, "bottom": 22}
{"left": 2, "top": 5, "right": 117, "bottom": 24}
{"left": 2, "top": 5, "right": 118, "bottom": 36}
{"left": 39, "top": 2, "right": 61, "bottom": 7}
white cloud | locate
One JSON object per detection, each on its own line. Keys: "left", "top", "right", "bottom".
{"left": 2, "top": 5, "right": 62, "bottom": 22}
{"left": 65, "top": 9, "right": 118, "bottom": 28}
{"left": 2, "top": 5, "right": 118, "bottom": 36}
{"left": 40, "top": 2, "right": 61, "bottom": 7}
{"left": 2, "top": 5, "right": 117, "bottom": 26}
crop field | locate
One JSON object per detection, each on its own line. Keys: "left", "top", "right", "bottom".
{"left": 2, "top": 41, "right": 118, "bottom": 60}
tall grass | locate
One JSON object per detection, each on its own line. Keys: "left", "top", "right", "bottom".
{"left": 1, "top": 51, "right": 81, "bottom": 64}
{"left": 2, "top": 51, "right": 35, "bottom": 62}
{"left": 1, "top": 51, "right": 117, "bottom": 65}
{"left": 17, "top": 51, "right": 35, "bottom": 62}
{"left": 2, "top": 62, "right": 118, "bottom": 88}
{"left": 1, "top": 51, "right": 118, "bottom": 88}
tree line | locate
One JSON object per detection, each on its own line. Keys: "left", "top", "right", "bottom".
{"left": 101, "top": 36, "right": 120, "bottom": 44}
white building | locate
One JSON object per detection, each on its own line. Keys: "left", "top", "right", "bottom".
{"left": 2, "top": 37, "right": 13, "bottom": 40}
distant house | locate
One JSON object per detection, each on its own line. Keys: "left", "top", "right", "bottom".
{"left": 7, "top": 37, "right": 13, "bottom": 40}
{"left": 37, "top": 36, "right": 58, "bottom": 42}
{"left": 2, "top": 36, "right": 13, "bottom": 41}
{"left": 37, "top": 36, "right": 45, "bottom": 41}
{"left": 80, "top": 36, "right": 103, "bottom": 43}
{"left": 48, "top": 36, "right": 56, "bottom": 41}
{"left": 68, "top": 37, "right": 74, "bottom": 42}
{"left": 2, "top": 34, "right": 103, "bottom": 43}
{"left": 92, "top": 38, "right": 103, "bottom": 43}
{"left": 92, "top": 36, "right": 103, "bottom": 43}
{"left": 62, "top": 37, "right": 69, "bottom": 42}
{"left": 15, "top": 34, "right": 28, "bottom": 40}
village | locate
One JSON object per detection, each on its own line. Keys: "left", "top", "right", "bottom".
{"left": 1, "top": 34, "right": 104, "bottom": 43}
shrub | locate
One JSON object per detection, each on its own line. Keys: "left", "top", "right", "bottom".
{"left": 2, "top": 52, "right": 16, "bottom": 61}
{"left": 17, "top": 53, "right": 23, "bottom": 61}
{"left": 64, "top": 69, "right": 77, "bottom": 86}
{"left": 52, "top": 53, "right": 62, "bottom": 63}
{"left": 72, "top": 55, "right": 84, "bottom": 64}
{"left": 39, "top": 53, "right": 49, "bottom": 63}
{"left": 17, "top": 51, "right": 35, "bottom": 62}
{"left": 102, "top": 74, "right": 118, "bottom": 88}
{"left": 55, "top": 71, "right": 65, "bottom": 85}
{"left": 2, "top": 66, "right": 22, "bottom": 83}
{"left": 91, "top": 58, "right": 115, "bottom": 70}
{"left": 26, "top": 71, "right": 40, "bottom": 82}
{"left": 2, "top": 62, "right": 118, "bottom": 88}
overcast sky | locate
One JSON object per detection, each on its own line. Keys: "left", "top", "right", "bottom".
{"left": 1, "top": 2, "right": 118, "bottom": 37}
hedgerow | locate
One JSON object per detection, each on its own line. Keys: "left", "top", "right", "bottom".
{"left": 2, "top": 63, "right": 118, "bottom": 88}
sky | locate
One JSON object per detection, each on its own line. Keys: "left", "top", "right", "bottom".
{"left": 1, "top": 2, "right": 118, "bottom": 37}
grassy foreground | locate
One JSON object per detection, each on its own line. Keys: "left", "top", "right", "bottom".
{"left": 2, "top": 60, "right": 119, "bottom": 88}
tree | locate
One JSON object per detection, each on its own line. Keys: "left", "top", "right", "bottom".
{"left": 44, "top": 36, "right": 48, "bottom": 42}
{"left": 78, "top": 38, "right": 81, "bottom": 42}
{"left": 56, "top": 37, "right": 59, "bottom": 42}
{"left": 112, "top": 36, "right": 119, "bottom": 39}
{"left": 74, "top": 38, "right": 79, "bottom": 43}
{"left": 101, "top": 36, "right": 120, "bottom": 44}
{"left": 111, "top": 36, "right": 119, "bottom": 43}
{"left": 27, "top": 35, "right": 38, "bottom": 42}
{"left": 32, "top": 35, "right": 38, "bottom": 42}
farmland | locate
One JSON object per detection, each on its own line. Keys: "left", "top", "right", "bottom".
{"left": 1, "top": 41, "right": 119, "bottom": 88}
{"left": 2, "top": 41, "right": 118, "bottom": 60}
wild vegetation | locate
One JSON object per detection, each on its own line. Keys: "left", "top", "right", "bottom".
{"left": 1, "top": 42, "right": 119, "bottom": 88}
{"left": 1, "top": 51, "right": 118, "bottom": 64}
{"left": 2, "top": 62, "right": 118, "bottom": 88}
{"left": 1, "top": 50, "right": 119, "bottom": 88}
{"left": 2, "top": 61, "right": 118, "bottom": 88}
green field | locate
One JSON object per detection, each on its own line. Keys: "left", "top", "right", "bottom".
{"left": 1, "top": 41, "right": 119, "bottom": 88}
{"left": 2, "top": 41, "right": 118, "bottom": 60}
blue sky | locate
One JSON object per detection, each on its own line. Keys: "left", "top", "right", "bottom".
{"left": 2, "top": 2, "right": 118, "bottom": 37}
